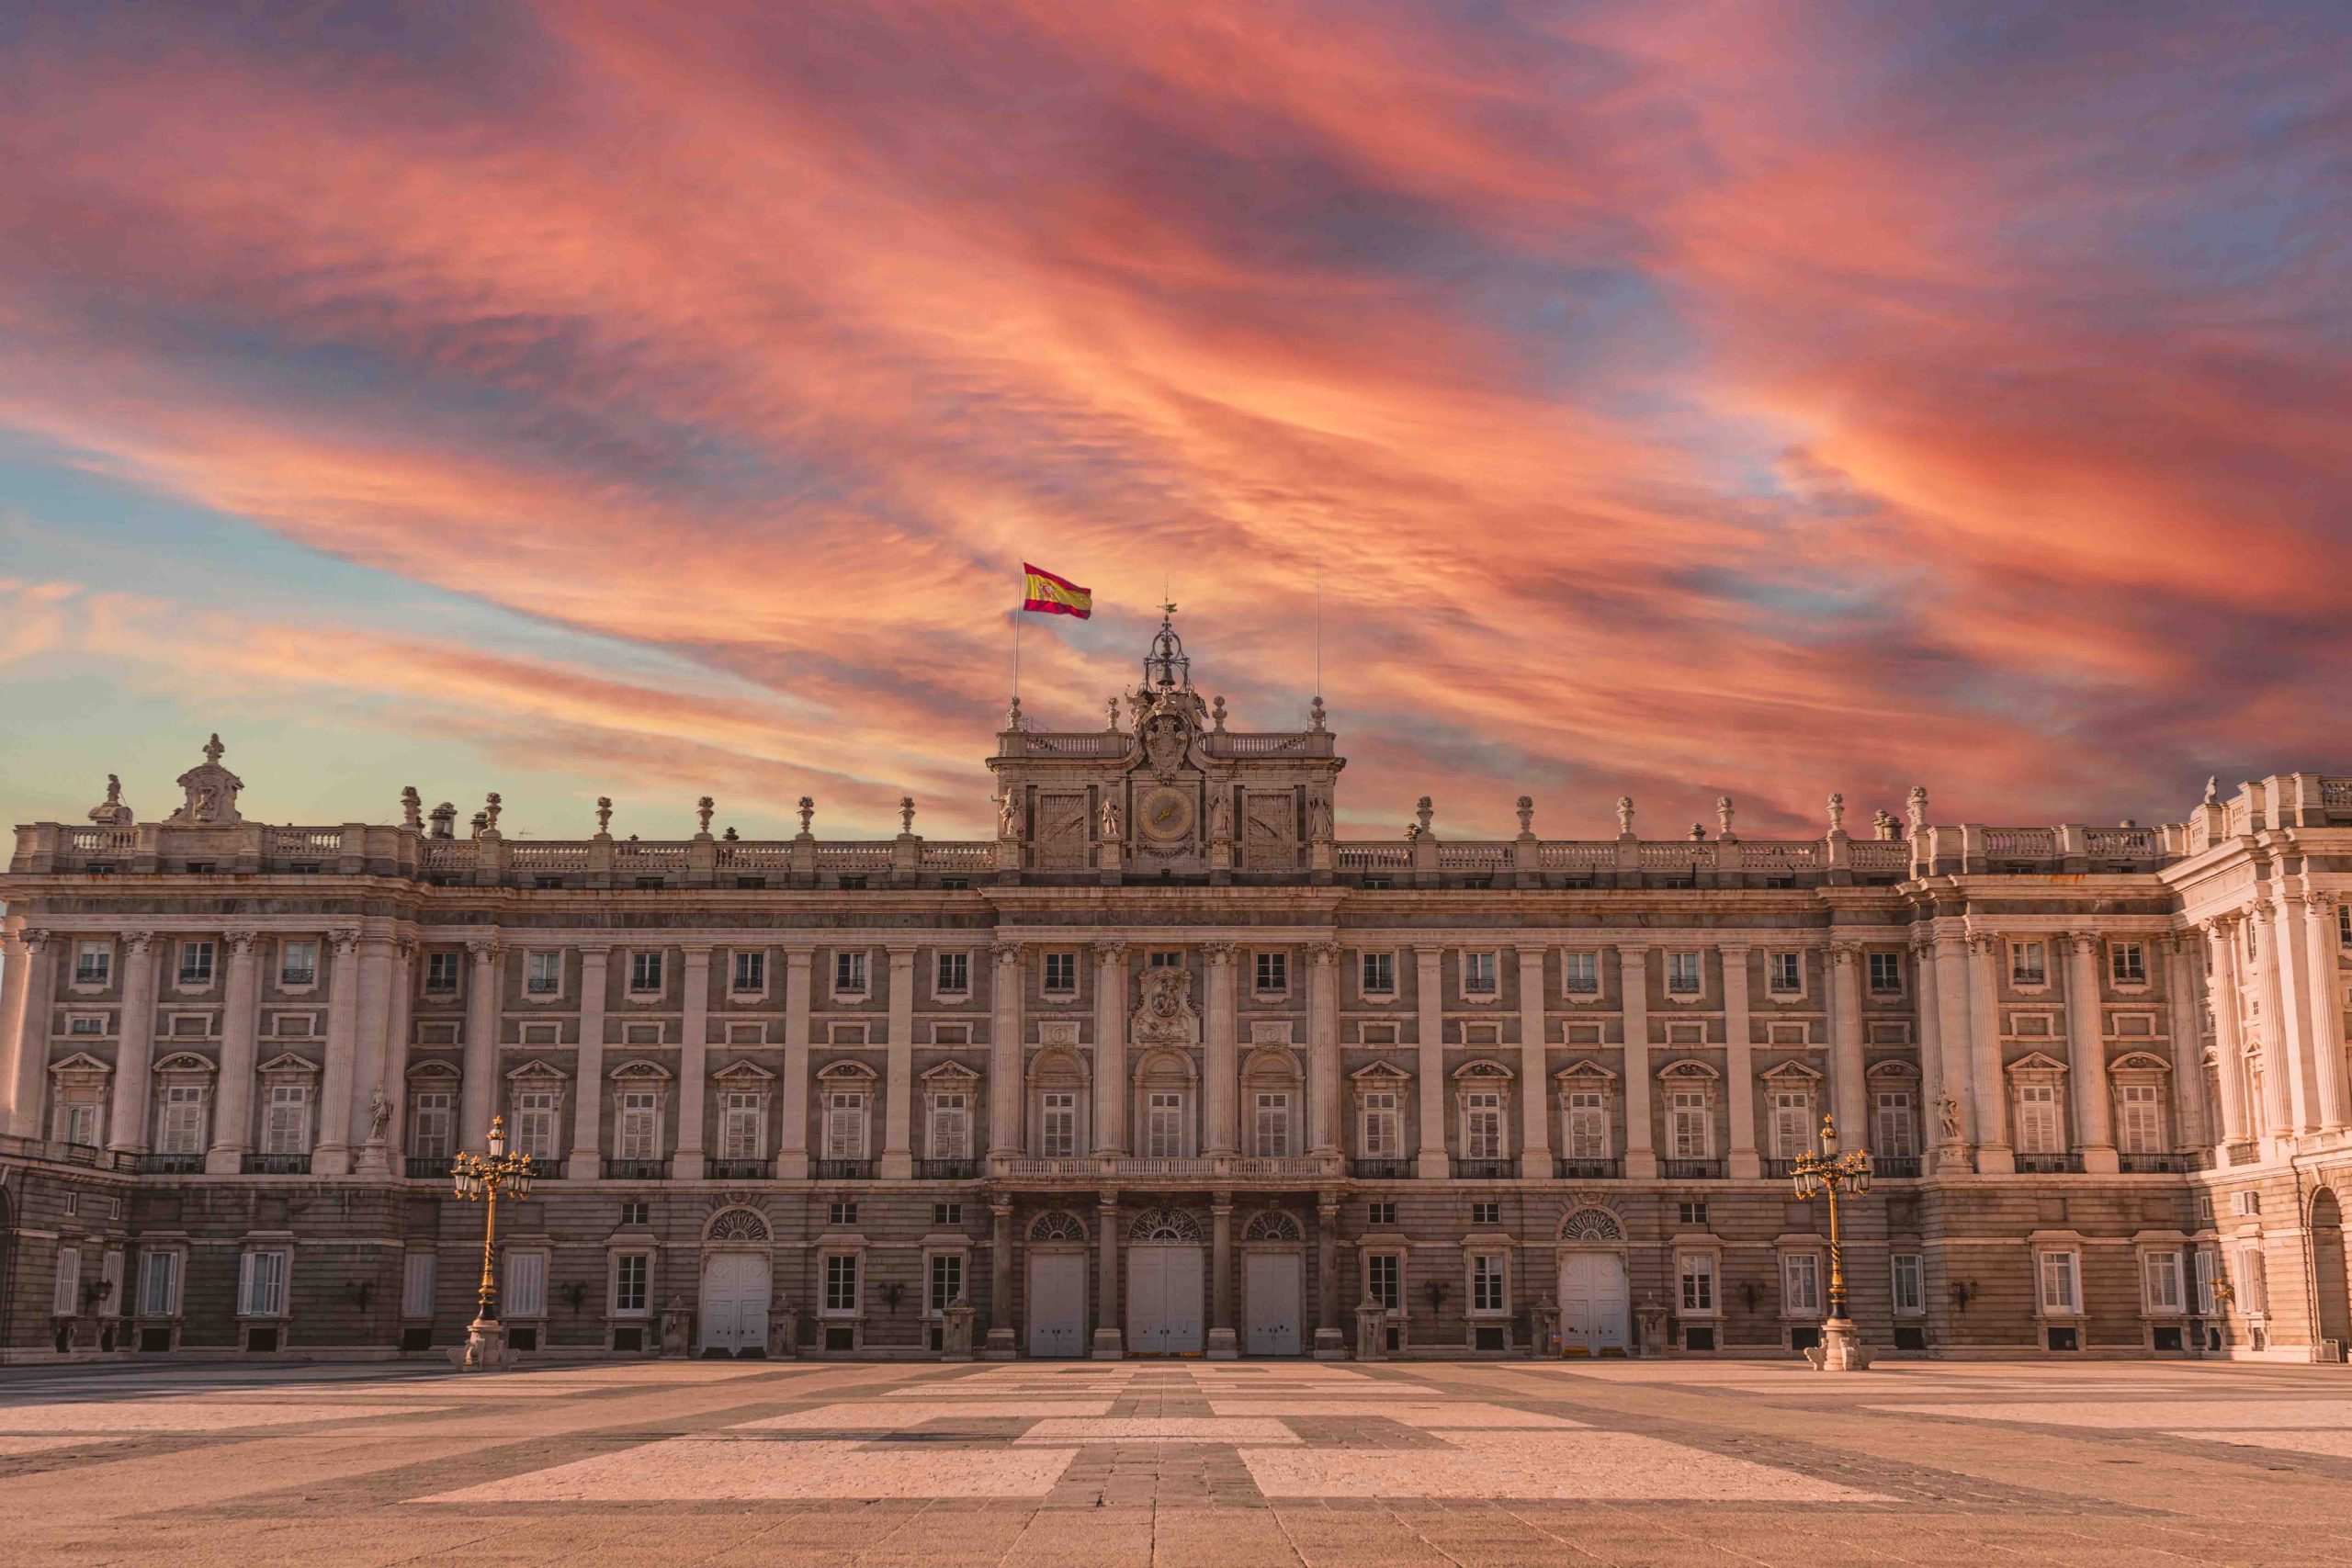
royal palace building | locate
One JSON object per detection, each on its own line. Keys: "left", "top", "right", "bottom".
{"left": 3, "top": 615, "right": 2349, "bottom": 1365}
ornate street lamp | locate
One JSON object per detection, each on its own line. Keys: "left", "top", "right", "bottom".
{"left": 452, "top": 1114, "right": 536, "bottom": 1371}
{"left": 1791, "top": 1113, "right": 1872, "bottom": 1371}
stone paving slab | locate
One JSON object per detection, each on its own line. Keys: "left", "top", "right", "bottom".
{"left": 417, "top": 1436, "right": 1083, "bottom": 1502}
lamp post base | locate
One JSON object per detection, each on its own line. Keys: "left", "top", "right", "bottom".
{"left": 456, "top": 1316, "right": 514, "bottom": 1371}
{"left": 1804, "top": 1316, "right": 1871, "bottom": 1372}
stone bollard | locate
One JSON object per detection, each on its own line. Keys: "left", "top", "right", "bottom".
{"left": 1355, "top": 1302, "right": 1388, "bottom": 1362}
{"left": 768, "top": 1303, "right": 799, "bottom": 1359}
{"left": 661, "top": 1297, "right": 691, "bottom": 1359}
{"left": 942, "top": 1302, "right": 977, "bottom": 1361}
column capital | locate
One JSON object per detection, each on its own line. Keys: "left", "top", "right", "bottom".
{"left": 396, "top": 934, "right": 421, "bottom": 959}
{"left": 2067, "top": 931, "right": 2101, "bottom": 955}
{"left": 124, "top": 930, "right": 158, "bottom": 953}
{"left": 1413, "top": 942, "right": 1445, "bottom": 960}
{"left": 224, "top": 929, "right": 260, "bottom": 953}
{"left": 992, "top": 942, "right": 1024, "bottom": 967}
{"left": 885, "top": 943, "right": 918, "bottom": 962}
{"left": 576, "top": 941, "right": 614, "bottom": 958}
{"left": 681, "top": 942, "right": 718, "bottom": 959}
{"left": 1716, "top": 940, "right": 1753, "bottom": 957}
{"left": 8, "top": 926, "right": 52, "bottom": 954}
{"left": 2305, "top": 888, "right": 2338, "bottom": 912}
{"left": 1829, "top": 942, "right": 1861, "bottom": 964}
{"left": 1306, "top": 941, "right": 1340, "bottom": 965}
{"left": 1202, "top": 942, "right": 1236, "bottom": 963}
{"left": 466, "top": 935, "right": 504, "bottom": 962}
{"left": 1968, "top": 931, "right": 2000, "bottom": 955}
{"left": 1614, "top": 942, "right": 1648, "bottom": 958}
{"left": 328, "top": 927, "right": 361, "bottom": 953}
{"left": 1091, "top": 939, "right": 1128, "bottom": 962}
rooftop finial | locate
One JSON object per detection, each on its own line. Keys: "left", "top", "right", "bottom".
{"left": 202, "top": 732, "right": 224, "bottom": 766}
{"left": 1143, "top": 601, "right": 1190, "bottom": 691}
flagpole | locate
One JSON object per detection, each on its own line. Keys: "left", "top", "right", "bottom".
{"left": 1012, "top": 604, "right": 1022, "bottom": 705}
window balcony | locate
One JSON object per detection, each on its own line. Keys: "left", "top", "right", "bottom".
{"left": 2013, "top": 1152, "right": 2084, "bottom": 1174}
{"left": 815, "top": 1158, "right": 876, "bottom": 1180}
{"left": 136, "top": 1153, "right": 204, "bottom": 1175}
{"left": 2119, "top": 1152, "right": 2189, "bottom": 1174}
{"left": 1660, "top": 1158, "right": 1724, "bottom": 1179}
{"left": 1454, "top": 1157, "right": 1516, "bottom": 1180}
{"left": 603, "top": 1157, "right": 668, "bottom": 1181}
{"left": 1876, "top": 1156, "right": 1922, "bottom": 1179}
{"left": 1555, "top": 1156, "right": 1619, "bottom": 1179}
{"left": 406, "top": 1156, "right": 452, "bottom": 1180}
{"left": 242, "top": 1154, "right": 310, "bottom": 1175}
{"left": 1761, "top": 1157, "right": 1797, "bottom": 1179}
{"left": 1351, "top": 1158, "right": 1413, "bottom": 1179}
{"left": 913, "top": 1158, "right": 978, "bottom": 1179}
{"left": 2226, "top": 1141, "right": 2259, "bottom": 1167}
{"left": 707, "top": 1158, "right": 768, "bottom": 1182}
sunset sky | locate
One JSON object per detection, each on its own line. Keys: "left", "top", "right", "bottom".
{"left": 1, "top": 2, "right": 2345, "bottom": 845}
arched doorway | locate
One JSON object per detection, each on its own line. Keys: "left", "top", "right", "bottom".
{"left": 2312, "top": 1189, "right": 2350, "bottom": 1361}
{"left": 698, "top": 1207, "right": 774, "bottom": 1357}
{"left": 1555, "top": 1206, "right": 1630, "bottom": 1357}
{"left": 1239, "top": 1210, "right": 1305, "bottom": 1356}
{"left": 1024, "top": 1210, "right": 1090, "bottom": 1358}
{"left": 1125, "top": 1207, "right": 1205, "bottom": 1355}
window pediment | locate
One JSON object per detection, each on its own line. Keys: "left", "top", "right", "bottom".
{"left": 608, "top": 1058, "right": 673, "bottom": 1082}
{"left": 1555, "top": 1059, "right": 1619, "bottom": 1081}
{"left": 2007, "top": 1051, "right": 2070, "bottom": 1077}
{"left": 1760, "top": 1060, "right": 1824, "bottom": 1083}
{"left": 920, "top": 1061, "right": 980, "bottom": 1083}
{"left": 406, "top": 1059, "right": 461, "bottom": 1081}
{"left": 47, "top": 1052, "right": 113, "bottom": 1078}
{"left": 152, "top": 1052, "right": 216, "bottom": 1077}
{"left": 1865, "top": 1059, "right": 1920, "bottom": 1081}
{"left": 1350, "top": 1061, "right": 1410, "bottom": 1084}
{"left": 2110, "top": 1051, "right": 2171, "bottom": 1075}
{"left": 714, "top": 1060, "right": 777, "bottom": 1083}
{"left": 1451, "top": 1056, "right": 1514, "bottom": 1080}
{"left": 255, "top": 1052, "right": 321, "bottom": 1077}
{"left": 1657, "top": 1057, "right": 1721, "bottom": 1080}
{"left": 816, "top": 1059, "right": 879, "bottom": 1083}
{"left": 1242, "top": 1043, "right": 1301, "bottom": 1079}
{"left": 505, "top": 1058, "right": 571, "bottom": 1083}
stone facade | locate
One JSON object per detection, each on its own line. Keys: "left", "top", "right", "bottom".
{"left": 2, "top": 616, "right": 2349, "bottom": 1363}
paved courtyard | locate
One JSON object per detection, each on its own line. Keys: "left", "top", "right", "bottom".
{"left": 4, "top": 1358, "right": 2352, "bottom": 1565}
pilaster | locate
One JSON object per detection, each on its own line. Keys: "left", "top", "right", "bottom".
{"left": 105, "top": 932, "right": 157, "bottom": 1154}
{"left": 312, "top": 930, "right": 368, "bottom": 1174}
{"left": 880, "top": 944, "right": 917, "bottom": 1179}
{"left": 566, "top": 944, "right": 608, "bottom": 1179}
{"left": 1516, "top": 945, "right": 1551, "bottom": 1176}
{"left": 1618, "top": 944, "right": 1655, "bottom": 1179}
{"left": 205, "top": 931, "right": 261, "bottom": 1174}
{"left": 1203, "top": 942, "right": 1238, "bottom": 1157}
{"left": 672, "top": 944, "right": 713, "bottom": 1179}
{"left": 2066, "top": 932, "right": 2118, "bottom": 1172}
{"left": 1093, "top": 941, "right": 1129, "bottom": 1154}
{"left": 989, "top": 943, "right": 1024, "bottom": 1159}
{"left": 1414, "top": 945, "right": 1449, "bottom": 1178}
{"left": 1721, "top": 942, "right": 1758, "bottom": 1178}
{"left": 776, "top": 948, "right": 812, "bottom": 1179}
{"left": 1307, "top": 942, "right": 1340, "bottom": 1156}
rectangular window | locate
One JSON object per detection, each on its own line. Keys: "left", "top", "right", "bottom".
{"left": 514, "top": 1090, "right": 560, "bottom": 1160}
{"left": 616, "top": 1091, "right": 661, "bottom": 1160}
{"left": 178, "top": 941, "right": 215, "bottom": 987}
{"left": 826, "top": 1093, "right": 868, "bottom": 1159}
{"left": 504, "top": 1250, "right": 547, "bottom": 1318}
{"left": 1367, "top": 1253, "right": 1403, "bottom": 1313}
{"left": 1670, "top": 1090, "right": 1712, "bottom": 1159}
{"left": 1874, "top": 1090, "right": 1916, "bottom": 1158}
{"left": 1867, "top": 951, "right": 1903, "bottom": 995}
{"left": 2118, "top": 1084, "right": 2164, "bottom": 1154}
{"left": 1782, "top": 1253, "right": 1822, "bottom": 1316}
{"left": 53, "top": 1247, "right": 82, "bottom": 1316}
{"left": 1464, "top": 952, "right": 1498, "bottom": 996}
{"left": 1254, "top": 951, "right": 1288, "bottom": 995}
{"left": 934, "top": 951, "right": 969, "bottom": 995}
{"left": 139, "top": 1250, "right": 182, "bottom": 1317}
{"left": 1678, "top": 1200, "right": 1709, "bottom": 1226}
{"left": 1891, "top": 1254, "right": 1924, "bottom": 1316}
{"left": 721, "top": 1093, "right": 763, "bottom": 1160}
{"left": 1667, "top": 952, "right": 1702, "bottom": 994}
{"left": 1148, "top": 950, "right": 1183, "bottom": 969}
{"left": 1253, "top": 1092, "right": 1292, "bottom": 1157}
{"left": 525, "top": 951, "right": 562, "bottom": 995}
{"left": 2339, "top": 901, "right": 2351, "bottom": 947}
{"left": 2192, "top": 1250, "right": 2218, "bottom": 1316}
{"left": 1042, "top": 952, "right": 1077, "bottom": 994}
{"left": 621, "top": 1200, "right": 650, "bottom": 1225}
{"left": 2143, "top": 1250, "right": 2183, "bottom": 1314}
{"left": 1146, "top": 1092, "right": 1184, "bottom": 1158}
{"left": 1563, "top": 952, "right": 1599, "bottom": 995}
{"left": 824, "top": 1254, "right": 860, "bottom": 1315}
{"left": 1041, "top": 1091, "right": 1079, "bottom": 1157}
{"left": 1470, "top": 1201, "right": 1500, "bottom": 1226}
{"left": 279, "top": 940, "right": 319, "bottom": 987}
{"left": 2039, "top": 1250, "right": 2081, "bottom": 1314}
{"left": 1566, "top": 1091, "right": 1609, "bottom": 1160}
{"left": 1361, "top": 952, "right": 1396, "bottom": 996}
{"left": 629, "top": 951, "right": 664, "bottom": 994}
{"left": 929, "top": 1252, "right": 964, "bottom": 1314}
{"left": 1463, "top": 1092, "right": 1504, "bottom": 1159}
{"left": 158, "top": 1085, "right": 205, "bottom": 1154}
{"left": 930, "top": 1093, "right": 971, "bottom": 1159}
{"left": 933, "top": 1201, "right": 963, "bottom": 1226}
{"left": 824, "top": 950, "right": 864, "bottom": 996}
{"left": 2110, "top": 942, "right": 2146, "bottom": 986}
{"left": 68, "top": 1013, "right": 104, "bottom": 1036}
{"left": 261, "top": 1084, "right": 311, "bottom": 1155}
{"left": 731, "top": 950, "right": 765, "bottom": 994}
{"left": 828, "top": 1200, "right": 858, "bottom": 1225}
{"left": 240, "top": 1249, "right": 289, "bottom": 1317}
{"left": 1360, "top": 1092, "right": 1399, "bottom": 1158}
{"left": 2016, "top": 1084, "right": 2064, "bottom": 1154}
{"left": 65, "top": 1102, "right": 99, "bottom": 1146}
{"left": 1470, "top": 1254, "right": 1507, "bottom": 1315}
{"left": 1368, "top": 1201, "right": 1396, "bottom": 1227}
{"left": 2236, "top": 1245, "right": 2268, "bottom": 1314}
{"left": 1768, "top": 953, "right": 1802, "bottom": 994}
{"left": 412, "top": 1100, "right": 451, "bottom": 1161}
{"left": 1679, "top": 1252, "right": 1716, "bottom": 1314}
{"left": 74, "top": 942, "right": 112, "bottom": 987}
{"left": 425, "top": 951, "right": 461, "bottom": 992}
{"left": 613, "top": 1253, "right": 649, "bottom": 1315}
{"left": 2010, "top": 941, "right": 2048, "bottom": 987}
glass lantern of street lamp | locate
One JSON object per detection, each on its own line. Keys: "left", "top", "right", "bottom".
{"left": 487, "top": 1121, "right": 507, "bottom": 1158}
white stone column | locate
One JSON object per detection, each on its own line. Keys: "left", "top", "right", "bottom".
{"left": 2065, "top": 932, "right": 2117, "bottom": 1172}
{"left": 377, "top": 938, "right": 416, "bottom": 1170}
{"left": 1721, "top": 942, "right": 1758, "bottom": 1179}
{"left": 457, "top": 937, "right": 503, "bottom": 1156}
{"left": 313, "top": 931, "right": 367, "bottom": 1174}
{"left": 1618, "top": 945, "right": 1656, "bottom": 1179}
{"left": 205, "top": 931, "right": 262, "bottom": 1174}
{"left": 1093, "top": 941, "right": 1129, "bottom": 1154}
{"left": 345, "top": 933, "right": 397, "bottom": 1171}
{"left": 2164, "top": 935, "right": 2210, "bottom": 1149}
{"left": 0, "top": 927, "right": 53, "bottom": 1140}
{"left": 1307, "top": 942, "right": 1340, "bottom": 1156}
{"left": 1924, "top": 928, "right": 1973, "bottom": 1170}
{"left": 1204, "top": 942, "right": 1238, "bottom": 1157}
{"left": 1827, "top": 942, "right": 1868, "bottom": 1146}
{"left": 2303, "top": 894, "right": 2348, "bottom": 1132}
{"left": 1517, "top": 945, "right": 1551, "bottom": 1177}
{"left": 881, "top": 945, "right": 917, "bottom": 1179}
{"left": 2201, "top": 919, "right": 2251, "bottom": 1144}
{"left": 1414, "top": 945, "right": 1449, "bottom": 1178}
{"left": 566, "top": 945, "right": 609, "bottom": 1178}
{"left": 106, "top": 932, "right": 158, "bottom": 1154}
{"left": 988, "top": 943, "right": 1023, "bottom": 1159}
{"left": 1091, "top": 1190, "right": 1124, "bottom": 1359}
{"left": 673, "top": 945, "right": 714, "bottom": 1179}
{"left": 2270, "top": 894, "right": 2323, "bottom": 1134}
{"left": 2250, "top": 904, "right": 2295, "bottom": 1135}
{"left": 778, "top": 948, "right": 814, "bottom": 1179}
{"left": 1964, "top": 935, "right": 2009, "bottom": 1173}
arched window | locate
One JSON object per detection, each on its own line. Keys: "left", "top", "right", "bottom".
{"left": 1134, "top": 1049, "right": 1197, "bottom": 1159}
{"left": 1029, "top": 1047, "right": 1089, "bottom": 1157}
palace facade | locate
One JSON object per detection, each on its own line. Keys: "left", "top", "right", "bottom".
{"left": 3, "top": 615, "right": 2349, "bottom": 1364}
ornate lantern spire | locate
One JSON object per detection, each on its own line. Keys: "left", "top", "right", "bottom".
{"left": 1142, "top": 601, "right": 1191, "bottom": 693}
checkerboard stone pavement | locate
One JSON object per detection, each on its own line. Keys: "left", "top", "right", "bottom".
{"left": 6, "top": 1358, "right": 2352, "bottom": 1565}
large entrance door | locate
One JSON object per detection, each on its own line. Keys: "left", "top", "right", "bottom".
{"left": 1557, "top": 1251, "right": 1629, "bottom": 1356}
{"left": 1243, "top": 1253, "right": 1303, "bottom": 1356}
{"left": 1027, "top": 1251, "right": 1089, "bottom": 1358}
{"left": 698, "top": 1253, "right": 772, "bottom": 1356}
{"left": 1126, "top": 1246, "right": 1205, "bottom": 1355}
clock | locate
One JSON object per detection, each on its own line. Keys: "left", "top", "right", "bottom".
{"left": 1137, "top": 785, "right": 1194, "bottom": 842}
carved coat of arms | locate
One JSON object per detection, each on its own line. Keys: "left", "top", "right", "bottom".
{"left": 1131, "top": 964, "right": 1199, "bottom": 1045}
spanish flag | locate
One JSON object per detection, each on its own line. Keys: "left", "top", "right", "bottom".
{"left": 1021, "top": 562, "right": 1093, "bottom": 619}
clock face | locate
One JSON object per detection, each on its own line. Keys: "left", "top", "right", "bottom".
{"left": 1137, "top": 785, "right": 1194, "bottom": 841}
